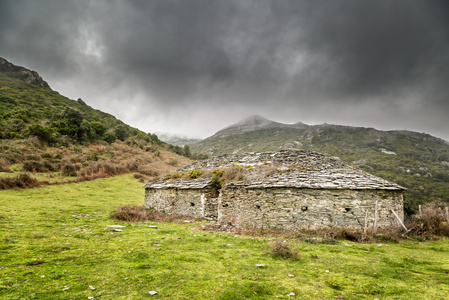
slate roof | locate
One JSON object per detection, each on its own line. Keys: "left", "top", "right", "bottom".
{"left": 144, "top": 150, "right": 405, "bottom": 191}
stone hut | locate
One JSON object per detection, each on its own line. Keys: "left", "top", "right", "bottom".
{"left": 144, "top": 150, "right": 405, "bottom": 230}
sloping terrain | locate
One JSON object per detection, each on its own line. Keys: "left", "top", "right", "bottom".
{"left": 0, "top": 57, "right": 158, "bottom": 145}
{"left": 0, "top": 57, "right": 192, "bottom": 187}
{"left": 191, "top": 117, "right": 449, "bottom": 214}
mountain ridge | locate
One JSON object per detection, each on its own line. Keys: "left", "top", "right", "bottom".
{"left": 191, "top": 116, "right": 449, "bottom": 214}
{"left": 0, "top": 57, "right": 51, "bottom": 90}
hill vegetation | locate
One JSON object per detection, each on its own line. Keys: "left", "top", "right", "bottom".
{"left": 0, "top": 57, "right": 196, "bottom": 186}
{"left": 191, "top": 117, "right": 449, "bottom": 215}
{"left": 0, "top": 57, "right": 194, "bottom": 159}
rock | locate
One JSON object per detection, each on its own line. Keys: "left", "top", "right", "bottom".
{"left": 149, "top": 291, "right": 157, "bottom": 295}
{"left": 88, "top": 297, "right": 94, "bottom": 300}
{"left": 288, "top": 274, "right": 294, "bottom": 277}
{"left": 255, "top": 264, "right": 265, "bottom": 268}
{"left": 288, "top": 292, "right": 295, "bottom": 296}
{"left": 89, "top": 285, "right": 95, "bottom": 290}
{"left": 105, "top": 225, "right": 126, "bottom": 230}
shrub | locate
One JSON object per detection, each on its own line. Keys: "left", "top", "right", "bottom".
{"left": 0, "top": 159, "right": 11, "bottom": 172}
{"left": 0, "top": 173, "right": 40, "bottom": 189}
{"left": 268, "top": 240, "right": 300, "bottom": 260}
{"left": 133, "top": 173, "right": 143, "bottom": 179}
{"left": 102, "top": 132, "right": 116, "bottom": 144}
{"left": 162, "top": 172, "right": 184, "bottom": 181}
{"left": 188, "top": 169, "right": 202, "bottom": 179}
{"left": 41, "top": 152, "right": 53, "bottom": 159}
{"left": 23, "top": 161, "right": 49, "bottom": 172}
{"left": 61, "top": 164, "right": 80, "bottom": 176}
{"left": 406, "top": 202, "right": 449, "bottom": 237}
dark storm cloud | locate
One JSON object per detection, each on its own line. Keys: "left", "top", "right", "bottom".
{"left": 0, "top": 0, "right": 448, "bottom": 139}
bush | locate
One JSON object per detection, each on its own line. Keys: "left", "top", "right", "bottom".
{"left": 188, "top": 169, "right": 202, "bottom": 179}
{"left": 406, "top": 202, "right": 449, "bottom": 237}
{"left": 23, "top": 161, "right": 51, "bottom": 173}
{"left": 162, "top": 172, "right": 184, "bottom": 181}
{"left": 0, "top": 159, "right": 11, "bottom": 172}
{"left": 0, "top": 173, "right": 40, "bottom": 189}
{"left": 61, "top": 164, "right": 80, "bottom": 176}
{"left": 102, "top": 132, "right": 116, "bottom": 144}
{"left": 268, "top": 240, "right": 300, "bottom": 260}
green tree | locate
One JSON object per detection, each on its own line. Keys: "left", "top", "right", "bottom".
{"left": 89, "top": 122, "right": 107, "bottom": 139}
{"left": 27, "top": 124, "right": 55, "bottom": 143}
{"left": 114, "top": 125, "right": 128, "bottom": 142}
{"left": 102, "top": 131, "right": 117, "bottom": 144}
{"left": 183, "top": 145, "right": 191, "bottom": 158}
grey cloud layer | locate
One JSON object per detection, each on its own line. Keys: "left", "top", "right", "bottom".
{"left": 1, "top": 0, "right": 448, "bottom": 139}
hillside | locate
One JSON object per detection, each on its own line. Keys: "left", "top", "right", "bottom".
{"left": 0, "top": 57, "right": 162, "bottom": 146}
{"left": 0, "top": 57, "right": 193, "bottom": 187}
{"left": 191, "top": 116, "right": 449, "bottom": 214}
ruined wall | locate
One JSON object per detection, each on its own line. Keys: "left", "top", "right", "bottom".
{"left": 218, "top": 187, "right": 404, "bottom": 230}
{"left": 144, "top": 187, "right": 218, "bottom": 220}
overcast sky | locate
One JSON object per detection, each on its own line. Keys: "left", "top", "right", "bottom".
{"left": 1, "top": 0, "right": 448, "bottom": 141}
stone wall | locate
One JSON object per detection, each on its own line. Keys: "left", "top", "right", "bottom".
{"left": 145, "top": 186, "right": 404, "bottom": 230}
{"left": 218, "top": 187, "right": 404, "bottom": 230}
{"left": 144, "top": 187, "right": 219, "bottom": 220}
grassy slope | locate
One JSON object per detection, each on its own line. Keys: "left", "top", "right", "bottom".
{"left": 191, "top": 125, "right": 449, "bottom": 214}
{"left": 1, "top": 175, "right": 449, "bottom": 299}
{"left": 0, "top": 139, "right": 191, "bottom": 188}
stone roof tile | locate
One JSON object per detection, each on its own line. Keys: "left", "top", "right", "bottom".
{"left": 145, "top": 150, "right": 405, "bottom": 190}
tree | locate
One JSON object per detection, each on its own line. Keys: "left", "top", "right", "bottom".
{"left": 27, "top": 124, "right": 55, "bottom": 143}
{"left": 102, "top": 132, "right": 117, "bottom": 144}
{"left": 77, "top": 98, "right": 87, "bottom": 106}
{"left": 114, "top": 125, "right": 128, "bottom": 141}
{"left": 89, "top": 122, "right": 107, "bottom": 138}
{"left": 183, "top": 145, "right": 191, "bottom": 158}
{"left": 62, "top": 108, "right": 83, "bottom": 127}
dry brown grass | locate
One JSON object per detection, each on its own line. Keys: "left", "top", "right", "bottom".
{"left": 0, "top": 173, "right": 41, "bottom": 189}
{"left": 110, "top": 205, "right": 200, "bottom": 223}
{"left": 0, "top": 139, "right": 192, "bottom": 189}
{"left": 0, "top": 158, "right": 11, "bottom": 172}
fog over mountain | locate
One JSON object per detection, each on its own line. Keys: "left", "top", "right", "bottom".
{"left": 1, "top": 0, "right": 448, "bottom": 140}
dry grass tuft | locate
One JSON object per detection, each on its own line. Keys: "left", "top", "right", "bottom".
{"left": 268, "top": 240, "right": 301, "bottom": 260}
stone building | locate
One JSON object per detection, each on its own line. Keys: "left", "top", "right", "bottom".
{"left": 144, "top": 150, "right": 405, "bottom": 230}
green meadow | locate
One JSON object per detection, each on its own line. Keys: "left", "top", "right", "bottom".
{"left": 1, "top": 175, "right": 448, "bottom": 299}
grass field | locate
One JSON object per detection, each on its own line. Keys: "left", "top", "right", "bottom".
{"left": 1, "top": 175, "right": 449, "bottom": 299}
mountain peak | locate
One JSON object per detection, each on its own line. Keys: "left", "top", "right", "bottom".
{"left": 230, "top": 115, "right": 273, "bottom": 127}
{"left": 0, "top": 57, "right": 51, "bottom": 90}
{"left": 215, "top": 115, "right": 289, "bottom": 137}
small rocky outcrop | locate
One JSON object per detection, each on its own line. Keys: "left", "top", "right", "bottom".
{"left": 0, "top": 57, "right": 51, "bottom": 89}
